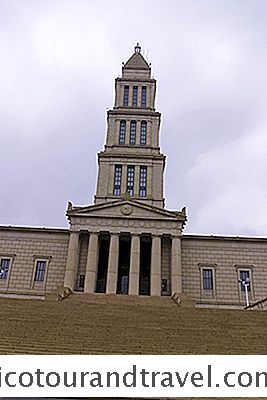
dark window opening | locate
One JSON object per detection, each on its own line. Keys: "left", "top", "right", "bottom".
{"left": 127, "top": 166, "right": 135, "bottom": 197}
{"left": 123, "top": 86, "right": 129, "bottom": 106}
{"left": 117, "top": 236, "right": 131, "bottom": 294}
{"left": 139, "top": 166, "right": 147, "bottom": 197}
{"left": 130, "top": 121, "right": 136, "bottom": 145}
{"left": 139, "top": 236, "right": 151, "bottom": 295}
{"left": 0, "top": 259, "right": 10, "bottom": 280}
{"left": 79, "top": 275, "right": 85, "bottom": 288}
{"left": 34, "top": 260, "right": 46, "bottom": 282}
{"left": 95, "top": 236, "right": 110, "bottom": 293}
{"left": 132, "top": 86, "right": 138, "bottom": 106}
{"left": 140, "top": 121, "right": 147, "bottom": 145}
{"left": 141, "top": 86, "right": 146, "bottom": 107}
{"left": 119, "top": 120, "right": 126, "bottom": 144}
{"left": 203, "top": 268, "right": 213, "bottom": 290}
{"left": 240, "top": 270, "right": 251, "bottom": 291}
{"left": 113, "top": 165, "right": 122, "bottom": 196}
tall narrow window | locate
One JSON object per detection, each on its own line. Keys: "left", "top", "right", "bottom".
{"left": 132, "top": 86, "right": 138, "bottom": 106}
{"left": 113, "top": 165, "right": 122, "bottom": 196}
{"left": 0, "top": 258, "right": 10, "bottom": 280}
{"left": 119, "top": 120, "right": 126, "bottom": 144}
{"left": 141, "top": 86, "right": 147, "bottom": 107}
{"left": 203, "top": 269, "right": 213, "bottom": 290}
{"left": 34, "top": 260, "right": 47, "bottom": 282}
{"left": 123, "top": 86, "right": 129, "bottom": 106}
{"left": 139, "top": 166, "right": 147, "bottom": 197}
{"left": 127, "top": 166, "right": 135, "bottom": 197}
{"left": 130, "top": 121, "right": 136, "bottom": 145}
{"left": 240, "top": 270, "right": 251, "bottom": 292}
{"left": 140, "top": 121, "right": 147, "bottom": 145}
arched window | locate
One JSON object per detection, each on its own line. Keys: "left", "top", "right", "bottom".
{"left": 130, "top": 121, "right": 136, "bottom": 145}
{"left": 140, "top": 121, "right": 147, "bottom": 145}
{"left": 119, "top": 120, "right": 126, "bottom": 144}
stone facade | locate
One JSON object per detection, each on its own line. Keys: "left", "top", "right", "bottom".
{"left": 0, "top": 45, "right": 266, "bottom": 308}
{"left": 182, "top": 235, "right": 267, "bottom": 308}
{"left": 0, "top": 226, "right": 69, "bottom": 298}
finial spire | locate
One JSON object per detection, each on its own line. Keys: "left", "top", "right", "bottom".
{"left": 134, "top": 43, "right": 141, "bottom": 54}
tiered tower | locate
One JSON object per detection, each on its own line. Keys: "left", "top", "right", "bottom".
{"left": 64, "top": 44, "right": 186, "bottom": 297}
{"left": 95, "top": 44, "right": 165, "bottom": 208}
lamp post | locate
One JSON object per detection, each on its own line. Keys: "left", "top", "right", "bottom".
{"left": 239, "top": 278, "right": 250, "bottom": 307}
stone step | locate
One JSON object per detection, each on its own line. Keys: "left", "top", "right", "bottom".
{"left": 0, "top": 295, "right": 266, "bottom": 354}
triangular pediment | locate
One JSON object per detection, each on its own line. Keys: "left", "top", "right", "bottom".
{"left": 67, "top": 199, "right": 186, "bottom": 222}
{"left": 124, "top": 53, "right": 150, "bottom": 70}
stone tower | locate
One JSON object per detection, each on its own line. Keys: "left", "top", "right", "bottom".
{"left": 64, "top": 45, "right": 186, "bottom": 297}
{"left": 95, "top": 44, "right": 165, "bottom": 208}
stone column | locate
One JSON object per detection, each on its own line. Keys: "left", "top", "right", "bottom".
{"left": 84, "top": 232, "right": 99, "bottom": 293}
{"left": 129, "top": 234, "right": 140, "bottom": 295}
{"left": 106, "top": 233, "right": 119, "bottom": 294}
{"left": 171, "top": 235, "right": 182, "bottom": 294}
{"left": 64, "top": 231, "right": 80, "bottom": 290}
{"left": 150, "top": 235, "right": 161, "bottom": 296}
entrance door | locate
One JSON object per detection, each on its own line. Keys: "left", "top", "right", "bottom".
{"left": 139, "top": 236, "right": 151, "bottom": 295}
{"left": 117, "top": 235, "right": 131, "bottom": 294}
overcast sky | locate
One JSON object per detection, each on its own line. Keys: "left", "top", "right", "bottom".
{"left": 1, "top": 0, "right": 267, "bottom": 236}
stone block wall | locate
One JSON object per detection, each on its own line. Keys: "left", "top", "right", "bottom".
{"left": 181, "top": 235, "right": 267, "bottom": 307}
{"left": 0, "top": 227, "right": 69, "bottom": 295}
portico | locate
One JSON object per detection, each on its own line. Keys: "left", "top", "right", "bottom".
{"left": 64, "top": 200, "right": 186, "bottom": 296}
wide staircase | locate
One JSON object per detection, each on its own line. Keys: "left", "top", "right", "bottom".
{"left": 0, "top": 294, "right": 266, "bottom": 354}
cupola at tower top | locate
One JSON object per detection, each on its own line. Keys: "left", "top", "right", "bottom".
{"left": 122, "top": 43, "right": 151, "bottom": 79}
{"left": 135, "top": 43, "right": 141, "bottom": 53}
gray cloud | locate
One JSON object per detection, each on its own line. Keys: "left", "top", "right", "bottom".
{"left": 1, "top": 0, "right": 267, "bottom": 235}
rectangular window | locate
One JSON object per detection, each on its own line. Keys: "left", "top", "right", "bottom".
{"left": 140, "top": 121, "right": 147, "bottom": 145}
{"left": 240, "top": 270, "right": 251, "bottom": 292}
{"left": 132, "top": 86, "right": 138, "bottom": 106}
{"left": 113, "top": 165, "right": 122, "bottom": 196}
{"left": 123, "top": 86, "right": 129, "bottom": 106}
{"left": 127, "top": 166, "right": 135, "bottom": 197}
{"left": 119, "top": 120, "right": 126, "bottom": 144}
{"left": 0, "top": 258, "right": 10, "bottom": 280}
{"left": 141, "top": 86, "right": 147, "bottom": 107}
{"left": 139, "top": 166, "right": 147, "bottom": 197}
{"left": 34, "top": 260, "right": 47, "bottom": 282}
{"left": 203, "top": 268, "right": 213, "bottom": 290}
{"left": 130, "top": 121, "right": 136, "bottom": 145}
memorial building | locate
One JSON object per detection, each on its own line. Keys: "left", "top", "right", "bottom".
{"left": 0, "top": 45, "right": 266, "bottom": 309}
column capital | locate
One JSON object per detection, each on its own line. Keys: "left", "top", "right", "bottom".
{"left": 131, "top": 233, "right": 141, "bottom": 238}
{"left": 172, "top": 234, "right": 181, "bottom": 240}
{"left": 109, "top": 232, "right": 120, "bottom": 237}
{"left": 89, "top": 231, "right": 99, "bottom": 236}
{"left": 151, "top": 233, "right": 162, "bottom": 239}
{"left": 69, "top": 229, "right": 80, "bottom": 235}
